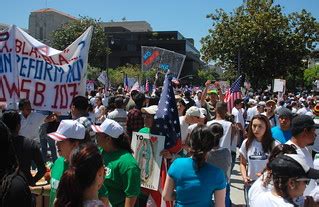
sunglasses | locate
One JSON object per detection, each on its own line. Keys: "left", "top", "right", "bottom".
{"left": 295, "top": 178, "right": 311, "bottom": 185}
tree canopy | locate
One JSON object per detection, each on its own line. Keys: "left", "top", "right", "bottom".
{"left": 51, "top": 16, "right": 108, "bottom": 69}
{"left": 201, "top": 0, "right": 319, "bottom": 89}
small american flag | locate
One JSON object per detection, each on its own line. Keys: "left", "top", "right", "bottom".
{"left": 149, "top": 74, "right": 181, "bottom": 207}
{"left": 124, "top": 74, "right": 129, "bottom": 92}
{"left": 145, "top": 79, "right": 150, "bottom": 93}
{"left": 224, "top": 75, "right": 242, "bottom": 112}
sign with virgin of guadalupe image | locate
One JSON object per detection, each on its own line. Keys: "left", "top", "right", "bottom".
{"left": 131, "top": 132, "right": 165, "bottom": 190}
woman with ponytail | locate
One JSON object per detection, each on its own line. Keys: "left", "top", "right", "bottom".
{"left": 54, "top": 143, "right": 105, "bottom": 207}
{"left": 0, "top": 120, "right": 32, "bottom": 207}
{"left": 92, "top": 118, "right": 140, "bottom": 207}
{"left": 163, "top": 124, "right": 226, "bottom": 207}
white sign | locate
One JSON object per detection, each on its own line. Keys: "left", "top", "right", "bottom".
{"left": 0, "top": 25, "right": 93, "bottom": 113}
{"left": 273, "top": 79, "right": 286, "bottom": 92}
{"left": 131, "top": 132, "right": 165, "bottom": 191}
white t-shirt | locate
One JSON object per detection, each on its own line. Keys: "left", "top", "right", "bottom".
{"left": 179, "top": 116, "right": 189, "bottom": 142}
{"left": 207, "top": 119, "right": 232, "bottom": 149}
{"left": 286, "top": 140, "right": 316, "bottom": 196}
{"left": 19, "top": 112, "right": 46, "bottom": 141}
{"left": 232, "top": 107, "right": 245, "bottom": 129}
{"left": 239, "top": 139, "right": 269, "bottom": 181}
{"left": 253, "top": 191, "right": 294, "bottom": 207}
{"left": 249, "top": 172, "right": 272, "bottom": 206}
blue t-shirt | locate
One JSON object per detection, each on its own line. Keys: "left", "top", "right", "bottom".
{"left": 168, "top": 157, "right": 226, "bottom": 207}
{"left": 271, "top": 126, "right": 292, "bottom": 144}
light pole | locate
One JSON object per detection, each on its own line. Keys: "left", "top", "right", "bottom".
{"left": 179, "top": 74, "right": 194, "bottom": 81}
{"left": 106, "top": 35, "right": 114, "bottom": 90}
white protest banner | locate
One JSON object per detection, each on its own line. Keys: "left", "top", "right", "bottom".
{"left": 86, "top": 80, "right": 95, "bottom": 92}
{"left": 219, "top": 81, "right": 230, "bottom": 94}
{"left": 273, "top": 79, "right": 286, "bottom": 92}
{"left": 141, "top": 46, "right": 185, "bottom": 79}
{"left": 131, "top": 132, "right": 165, "bottom": 191}
{"left": 0, "top": 25, "right": 93, "bottom": 113}
{"left": 97, "top": 71, "right": 108, "bottom": 85}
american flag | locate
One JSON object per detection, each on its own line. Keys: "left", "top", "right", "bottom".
{"left": 124, "top": 74, "right": 129, "bottom": 92}
{"left": 149, "top": 74, "right": 182, "bottom": 207}
{"left": 224, "top": 75, "right": 242, "bottom": 112}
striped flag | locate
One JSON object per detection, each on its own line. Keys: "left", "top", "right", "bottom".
{"left": 224, "top": 75, "right": 242, "bottom": 112}
{"left": 124, "top": 74, "right": 129, "bottom": 92}
{"left": 145, "top": 79, "right": 150, "bottom": 93}
{"left": 148, "top": 74, "right": 182, "bottom": 207}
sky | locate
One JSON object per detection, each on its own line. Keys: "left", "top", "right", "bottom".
{"left": 1, "top": 0, "right": 318, "bottom": 51}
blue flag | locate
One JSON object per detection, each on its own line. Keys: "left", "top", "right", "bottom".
{"left": 151, "top": 74, "right": 181, "bottom": 151}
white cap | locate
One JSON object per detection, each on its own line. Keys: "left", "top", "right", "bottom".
{"left": 91, "top": 118, "right": 124, "bottom": 138}
{"left": 48, "top": 120, "right": 86, "bottom": 141}
{"left": 186, "top": 106, "right": 205, "bottom": 118}
{"left": 141, "top": 105, "right": 158, "bottom": 115}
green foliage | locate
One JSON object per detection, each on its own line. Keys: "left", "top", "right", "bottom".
{"left": 108, "top": 64, "right": 141, "bottom": 86}
{"left": 195, "top": 68, "right": 220, "bottom": 85}
{"left": 304, "top": 65, "right": 319, "bottom": 88}
{"left": 87, "top": 64, "right": 101, "bottom": 80}
{"left": 51, "top": 16, "right": 108, "bottom": 69}
{"left": 201, "top": 0, "right": 319, "bottom": 89}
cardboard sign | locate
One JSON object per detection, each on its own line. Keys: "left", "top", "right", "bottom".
{"left": 131, "top": 132, "right": 165, "bottom": 191}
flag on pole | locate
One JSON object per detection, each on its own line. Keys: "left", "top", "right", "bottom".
{"left": 124, "top": 74, "right": 129, "bottom": 92}
{"left": 145, "top": 79, "right": 150, "bottom": 94}
{"left": 130, "top": 81, "right": 140, "bottom": 92}
{"left": 224, "top": 75, "right": 243, "bottom": 112}
{"left": 149, "top": 74, "right": 182, "bottom": 207}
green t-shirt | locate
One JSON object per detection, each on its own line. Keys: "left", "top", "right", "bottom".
{"left": 99, "top": 148, "right": 141, "bottom": 207}
{"left": 49, "top": 157, "right": 69, "bottom": 207}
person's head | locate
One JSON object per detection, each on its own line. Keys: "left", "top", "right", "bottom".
{"left": 54, "top": 143, "right": 104, "bottom": 207}
{"left": 291, "top": 115, "right": 316, "bottom": 147}
{"left": 196, "top": 90, "right": 202, "bottom": 99}
{"left": 277, "top": 107, "right": 293, "bottom": 131}
{"left": 208, "top": 90, "right": 218, "bottom": 103}
{"left": 270, "top": 154, "right": 319, "bottom": 202}
{"left": 186, "top": 123, "right": 223, "bottom": 170}
{"left": 133, "top": 92, "right": 145, "bottom": 109}
{"left": 257, "top": 101, "right": 266, "bottom": 113}
{"left": 92, "top": 118, "right": 132, "bottom": 153}
{"left": 95, "top": 96, "right": 102, "bottom": 107}
{"left": 313, "top": 104, "right": 319, "bottom": 116}
{"left": 265, "top": 100, "right": 276, "bottom": 113}
{"left": 234, "top": 99, "right": 243, "bottom": 109}
{"left": 71, "top": 96, "right": 89, "bottom": 119}
{"left": 141, "top": 105, "right": 158, "bottom": 128}
{"left": 48, "top": 120, "right": 90, "bottom": 161}
{"left": 185, "top": 106, "right": 205, "bottom": 125}
{"left": 1, "top": 110, "right": 21, "bottom": 134}
{"left": 246, "top": 114, "right": 273, "bottom": 153}
{"left": 114, "top": 96, "right": 124, "bottom": 109}
{"left": 177, "top": 99, "right": 187, "bottom": 116}
{"left": 215, "top": 101, "right": 227, "bottom": 119}
{"left": 18, "top": 98, "right": 32, "bottom": 117}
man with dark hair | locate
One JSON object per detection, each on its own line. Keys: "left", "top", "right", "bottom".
{"left": 71, "top": 95, "right": 95, "bottom": 141}
{"left": 107, "top": 96, "right": 127, "bottom": 130}
{"left": 286, "top": 114, "right": 317, "bottom": 195}
{"left": 271, "top": 107, "right": 293, "bottom": 144}
{"left": 1, "top": 110, "right": 46, "bottom": 186}
{"left": 126, "top": 92, "right": 145, "bottom": 139}
{"left": 232, "top": 98, "right": 246, "bottom": 142}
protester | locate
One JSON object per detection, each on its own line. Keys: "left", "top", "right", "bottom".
{"left": 271, "top": 107, "right": 293, "bottom": 144}
{"left": 107, "top": 96, "right": 127, "bottom": 130}
{"left": 0, "top": 120, "right": 32, "bottom": 207}
{"left": 253, "top": 154, "right": 319, "bottom": 207}
{"left": 177, "top": 99, "right": 187, "bottom": 117}
{"left": 286, "top": 114, "right": 317, "bottom": 195}
{"left": 248, "top": 144, "right": 297, "bottom": 206}
{"left": 200, "top": 80, "right": 223, "bottom": 120}
{"left": 239, "top": 114, "right": 276, "bottom": 205}
{"left": 126, "top": 92, "right": 145, "bottom": 139}
{"left": 180, "top": 106, "right": 205, "bottom": 143}
{"left": 94, "top": 96, "right": 107, "bottom": 125}
{"left": 163, "top": 124, "right": 226, "bottom": 207}
{"left": 263, "top": 100, "right": 278, "bottom": 127}
{"left": 30, "top": 119, "right": 90, "bottom": 207}
{"left": 1, "top": 110, "right": 46, "bottom": 186}
{"left": 54, "top": 143, "right": 106, "bottom": 207}
{"left": 92, "top": 118, "right": 141, "bottom": 207}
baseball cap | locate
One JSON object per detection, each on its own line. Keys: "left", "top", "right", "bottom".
{"left": 48, "top": 120, "right": 86, "bottom": 141}
{"left": 270, "top": 154, "right": 319, "bottom": 179}
{"left": 207, "top": 89, "right": 218, "bottom": 95}
{"left": 91, "top": 118, "right": 124, "bottom": 139}
{"left": 141, "top": 105, "right": 158, "bottom": 115}
{"left": 186, "top": 106, "right": 205, "bottom": 118}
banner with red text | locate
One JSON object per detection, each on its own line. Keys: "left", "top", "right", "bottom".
{"left": 0, "top": 25, "right": 92, "bottom": 112}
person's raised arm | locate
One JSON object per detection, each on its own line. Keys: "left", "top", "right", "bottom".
{"left": 200, "top": 80, "right": 211, "bottom": 107}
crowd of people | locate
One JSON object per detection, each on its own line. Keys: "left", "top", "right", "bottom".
{"left": 1, "top": 80, "right": 319, "bottom": 207}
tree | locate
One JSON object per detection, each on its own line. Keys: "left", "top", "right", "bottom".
{"left": 201, "top": 0, "right": 319, "bottom": 89}
{"left": 51, "top": 16, "right": 108, "bottom": 69}
{"left": 304, "top": 65, "right": 319, "bottom": 88}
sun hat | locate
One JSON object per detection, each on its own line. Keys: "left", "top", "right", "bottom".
{"left": 141, "top": 105, "right": 158, "bottom": 115}
{"left": 91, "top": 118, "right": 124, "bottom": 139}
{"left": 48, "top": 120, "right": 86, "bottom": 141}
{"left": 186, "top": 106, "right": 205, "bottom": 118}
{"left": 313, "top": 104, "right": 319, "bottom": 116}
{"left": 270, "top": 154, "right": 319, "bottom": 179}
